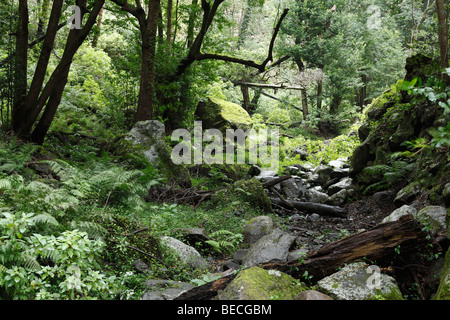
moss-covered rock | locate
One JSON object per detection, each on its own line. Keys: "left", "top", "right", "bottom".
{"left": 216, "top": 266, "right": 306, "bottom": 300}
{"left": 195, "top": 97, "right": 253, "bottom": 132}
{"left": 350, "top": 55, "right": 449, "bottom": 203}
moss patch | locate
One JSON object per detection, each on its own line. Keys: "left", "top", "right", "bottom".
{"left": 217, "top": 267, "right": 306, "bottom": 300}
{"left": 195, "top": 97, "right": 253, "bottom": 132}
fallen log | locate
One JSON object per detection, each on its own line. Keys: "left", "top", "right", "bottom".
{"left": 175, "top": 215, "right": 429, "bottom": 300}
{"left": 270, "top": 198, "right": 347, "bottom": 217}
{"left": 261, "top": 215, "right": 429, "bottom": 280}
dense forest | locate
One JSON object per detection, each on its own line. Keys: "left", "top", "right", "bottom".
{"left": 0, "top": 0, "right": 449, "bottom": 302}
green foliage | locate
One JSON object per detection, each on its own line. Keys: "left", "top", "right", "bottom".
{"left": 0, "top": 212, "right": 117, "bottom": 300}
{"left": 361, "top": 159, "right": 415, "bottom": 195}
{"left": 0, "top": 138, "right": 38, "bottom": 177}
{"left": 280, "top": 134, "right": 358, "bottom": 168}
{"left": 205, "top": 230, "right": 243, "bottom": 256}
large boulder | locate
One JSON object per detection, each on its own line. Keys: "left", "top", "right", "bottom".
{"left": 195, "top": 97, "right": 253, "bottom": 132}
{"left": 317, "top": 262, "right": 404, "bottom": 300}
{"left": 242, "top": 229, "right": 296, "bottom": 268}
{"left": 216, "top": 266, "right": 305, "bottom": 300}
{"left": 126, "top": 120, "right": 191, "bottom": 187}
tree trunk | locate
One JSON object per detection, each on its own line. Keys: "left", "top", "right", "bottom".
{"left": 317, "top": 80, "right": 323, "bottom": 110}
{"left": 11, "top": 0, "right": 105, "bottom": 144}
{"left": 301, "top": 88, "right": 308, "bottom": 119}
{"left": 12, "top": 0, "right": 29, "bottom": 135}
{"left": 92, "top": 5, "right": 105, "bottom": 47}
{"left": 436, "top": 0, "right": 449, "bottom": 84}
{"left": 241, "top": 84, "right": 250, "bottom": 111}
{"left": 187, "top": 0, "right": 199, "bottom": 48}
{"left": 31, "top": 66, "right": 70, "bottom": 144}
{"left": 135, "top": 0, "right": 160, "bottom": 123}
{"left": 166, "top": 0, "right": 173, "bottom": 50}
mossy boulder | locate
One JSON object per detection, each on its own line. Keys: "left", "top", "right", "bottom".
{"left": 216, "top": 266, "right": 306, "bottom": 300}
{"left": 195, "top": 97, "right": 253, "bottom": 132}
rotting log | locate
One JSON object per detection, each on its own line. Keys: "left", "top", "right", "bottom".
{"left": 175, "top": 215, "right": 429, "bottom": 300}
{"left": 261, "top": 215, "right": 429, "bottom": 280}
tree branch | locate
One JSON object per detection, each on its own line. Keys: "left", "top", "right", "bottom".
{"left": 175, "top": 6, "right": 290, "bottom": 78}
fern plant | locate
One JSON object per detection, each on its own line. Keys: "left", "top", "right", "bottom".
{"left": 43, "top": 159, "right": 160, "bottom": 211}
{"left": 205, "top": 230, "right": 243, "bottom": 257}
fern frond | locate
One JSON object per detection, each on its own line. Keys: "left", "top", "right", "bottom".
{"left": 31, "top": 213, "right": 59, "bottom": 227}
{"left": 70, "top": 220, "right": 107, "bottom": 240}
{"left": 0, "top": 179, "right": 11, "bottom": 190}
{"left": 21, "top": 254, "right": 41, "bottom": 271}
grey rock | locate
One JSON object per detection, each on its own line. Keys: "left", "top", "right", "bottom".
{"left": 160, "top": 236, "right": 208, "bottom": 269}
{"left": 126, "top": 120, "right": 191, "bottom": 187}
{"left": 305, "top": 188, "right": 330, "bottom": 204}
{"left": 126, "top": 120, "right": 166, "bottom": 164}
{"left": 328, "top": 177, "right": 353, "bottom": 196}
{"left": 242, "top": 229, "right": 296, "bottom": 268}
{"left": 415, "top": 206, "right": 447, "bottom": 234}
{"left": 141, "top": 279, "right": 194, "bottom": 300}
{"left": 394, "top": 181, "right": 422, "bottom": 207}
{"left": 174, "top": 228, "right": 209, "bottom": 245}
{"left": 232, "top": 249, "right": 248, "bottom": 264}
{"left": 281, "top": 178, "right": 301, "bottom": 199}
{"left": 381, "top": 205, "right": 417, "bottom": 224}
{"left": 326, "top": 189, "right": 348, "bottom": 206}
{"left": 328, "top": 158, "right": 348, "bottom": 169}
{"left": 287, "top": 248, "right": 309, "bottom": 262}
{"left": 243, "top": 216, "right": 274, "bottom": 246}
{"left": 134, "top": 260, "right": 151, "bottom": 273}
{"left": 317, "top": 262, "right": 403, "bottom": 300}
{"left": 309, "top": 165, "right": 334, "bottom": 185}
